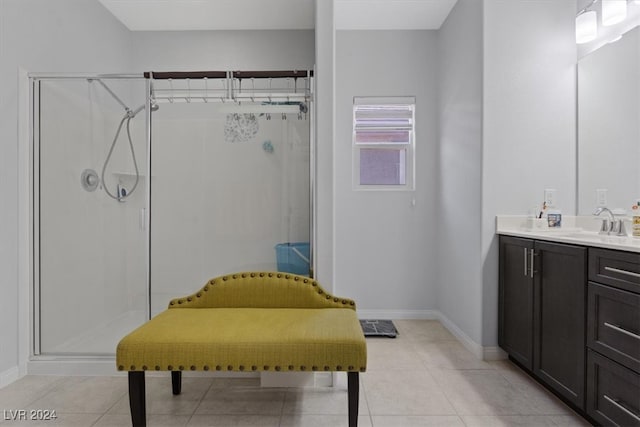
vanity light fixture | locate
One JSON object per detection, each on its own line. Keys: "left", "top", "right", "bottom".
{"left": 601, "top": 0, "right": 627, "bottom": 26}
{"left": 576, "top": 10, "right": 598, "bottom": 43}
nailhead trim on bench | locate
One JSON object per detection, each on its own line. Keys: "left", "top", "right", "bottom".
{"left": 168, "top": 272, "right": 356, "bottom": 308}
{"left": 118, "top": 364, "right": 367, "bottom": 372}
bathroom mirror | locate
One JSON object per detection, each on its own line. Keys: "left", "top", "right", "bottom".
{"left": 577, "top": 26, "right": 640, "bottom": 215}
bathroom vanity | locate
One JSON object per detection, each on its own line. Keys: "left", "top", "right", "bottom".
{"left": 497, "top": 217, "right": 639, "bottom": 426}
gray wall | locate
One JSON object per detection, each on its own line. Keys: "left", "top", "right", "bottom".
{"left": 314, "top": 0, "right": 336, "bottom": 288}
{"left": 436, "top": 0, "right": 484, "bottom": 346}
{"left": 481, "top": 0, "right": 577, "bottom": 346}
{"left": 0, "top": 0, "right": 132, "bottom": 382}
{"left": 335, "top": 30, "right": 438, "bottom": 314}
{"left": 131, "top": 30, "right": 314, "bottom": 71}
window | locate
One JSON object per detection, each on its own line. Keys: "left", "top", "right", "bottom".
{"left": 353, "top": 97, "right": 415, "bottom": 190}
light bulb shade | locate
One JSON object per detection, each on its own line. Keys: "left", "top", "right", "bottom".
{"left": 576, "top": 11, "right": 598, "bottom": 43}
{"left": 602, "top": 0, "right": 627, "bottom": 26}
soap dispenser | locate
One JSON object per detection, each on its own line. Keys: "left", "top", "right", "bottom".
{"left": 632, "top": 201, "right": 640, "bottom": 238}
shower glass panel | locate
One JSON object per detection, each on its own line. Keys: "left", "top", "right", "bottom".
{"left": 34, "top": 77, "right": 148, "bottom": 355}
{"left": 150, "top": 102, "right": 310, "bottom": 315}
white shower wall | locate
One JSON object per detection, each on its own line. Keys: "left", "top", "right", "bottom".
{"left": 38, "top": 79, "right": 147, "bottom": 354}
{"left": 150, "top": 103, "right": 310, "bottom": 314}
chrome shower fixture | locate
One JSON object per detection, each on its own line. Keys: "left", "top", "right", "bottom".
{"left": 80, "top": 169, "right": 99, "bottom": 192}
{"left": 89, "top": 78, "right": 158, "bottom": 202}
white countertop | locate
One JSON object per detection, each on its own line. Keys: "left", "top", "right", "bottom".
{"left": 496, "top": 216, "right": 640, "bottom": 253}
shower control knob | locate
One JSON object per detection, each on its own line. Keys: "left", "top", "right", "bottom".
{"left": 81, "top": 169, "right": 100, "bottom": 192}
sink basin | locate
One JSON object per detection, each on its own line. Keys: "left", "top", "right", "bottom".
{"left": 557, "top": 231, "right": 632, "bottom": 242}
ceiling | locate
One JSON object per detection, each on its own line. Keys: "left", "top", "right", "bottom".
{"left": 97, "top": 0, "right": 458, "bottom": 31}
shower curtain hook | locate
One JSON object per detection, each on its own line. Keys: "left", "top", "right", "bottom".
{"left": 203, "top": 77, "right": 208, "bottom": 103}
{"left": 169, "top": 79, "right": 174, "bottom": 103}
{"left": 186, "top": 78, "right": 191, "bottom": 103}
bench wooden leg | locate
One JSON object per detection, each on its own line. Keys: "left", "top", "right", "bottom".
{"left": 171, "top": 371, "right": 182, "bottom": 395}
{"left": 348, "top": 372, "right": 359, "bottom": 427}
{"left": 128, "top": 371, "right": 146, "bottom": 427}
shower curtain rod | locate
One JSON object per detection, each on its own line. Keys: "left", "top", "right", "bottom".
{"left": 143, "top": 70, "right": 313, "bottom": 80}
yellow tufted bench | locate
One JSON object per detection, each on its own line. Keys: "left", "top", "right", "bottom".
{"left": 116, "top": 272, "right": 367, "bottom": 427}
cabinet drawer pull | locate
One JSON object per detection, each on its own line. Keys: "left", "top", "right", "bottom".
{"left": 524, "top": 248, "right": 528, "bottom": 277}
{"left": 603, "top": 395, "right": 640, "bottom": 423}
{"left": 604, "top": 322, "right": 640, "bottom": 341}
{"left": 604, "top": 266, "right": 640, "bottom": 279}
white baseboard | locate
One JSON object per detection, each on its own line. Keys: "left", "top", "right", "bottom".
{"left": 27, "top": 359, "right": 123, "bottom": 377}
{"left": 357, "top": 310, "right": 505, "bottom": 362}
{"left": 357, "top": 309, "right": 439, "bottom": 320}
{"left": 0, "top": 366, "right": 21, "bottom": 388}
{"left": 434, "top": 312, "right": 484, "bottom": 360}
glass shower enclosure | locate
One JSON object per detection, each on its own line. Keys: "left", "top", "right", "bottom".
{"left": 31, "top": 71, "right": 313, "bottom": 357}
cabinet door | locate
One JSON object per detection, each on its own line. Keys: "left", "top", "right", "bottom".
{"left": 534, "top": 241, "right": 587, "bottom": 409}
{"left": 499, "top": 236, "right": 534, "bottom": 370}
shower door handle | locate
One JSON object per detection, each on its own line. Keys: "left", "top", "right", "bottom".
{"left": 140, "top": 208, "right": 146, "bottom": 231}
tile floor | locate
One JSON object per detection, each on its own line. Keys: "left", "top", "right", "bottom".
{"left": 0, "top": 320, "right": 591, "bottom": 426}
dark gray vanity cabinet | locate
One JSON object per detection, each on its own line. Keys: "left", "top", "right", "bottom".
{"left": 499, "top": 236, "right": 534, "bottom": 370}
{"left": 586, "top": 248, "right": 640, "bottom": 426}
{"left": 532, "top": 241, "right": 587, "bottom": 409}
{"left": 499, "top": 236, "right": 587, "bottom": 409}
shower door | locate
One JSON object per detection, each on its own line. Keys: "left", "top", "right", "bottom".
{"left": 33, "top": 76, "right": 148, "bottom": 355}
{"left": 149, "top": 97, "right": 311, "bottom": 314}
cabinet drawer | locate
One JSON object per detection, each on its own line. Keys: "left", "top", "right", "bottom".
{"left": 588, "top": 283, "right": 640, "bottom": 372}
{"left": 587, "top": 350, "right": 640, "bottom": 427}
{"left": 589, "top": 248, "right": 640, "bottom": 294}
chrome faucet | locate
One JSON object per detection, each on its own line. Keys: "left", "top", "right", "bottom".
{"left": 593, "top": 207, "right": 626, "bottom": 236}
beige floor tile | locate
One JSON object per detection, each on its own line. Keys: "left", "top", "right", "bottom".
{"left": 490, "top": 361, "right": 579, "bottom": 415}
{"left": 194, "top": 387, "right": 285, "bottom": 415}
{"left": 364, "top": 339, "right": 425, "bottom": 371}
{"left": 392, "top": 320, "right": 456, "bottom": 342}
{"left": 0, "top": 376, "right": 65, "bottom": 409}
{"left": 27, "top": 376, "right": 126, "bottom": 414}
{"left": 489, "top": 360, "right": 536, "bottom": 387}
{"left": 280, "top": 414, "right": 372, "bottom": 427}
{"left": 461, "top": 415, "right": 561, "bottom": 426}
{"left": 0, "top": 412, "right": 102, "bottom": 426}
{"left": 414, "top": 341, "right": 493, "bottom": 370}
{"left": 548, "top": 414, "right": 592, "bottom": 426}
{"left": 94, "top": 413, "right": 190, "bottom": 426}
{"left": 187, "top": 414, "right": 280, "bottom": 426}
{"left": 1, "top": 319, "right": 593, "bottom": 426}
{"left": 108, "top": 376, "right": 213, "bottom": 415}
{"left": 362, "top": 370, "right": 456, "bottom": 416}
{"left": 371, "top": 415, "right": 465, "bottom": 426}
{"left": 283, "top": 386, "right": 367, "bottom": 415}
{"left": 207, "top": 378, "right": 261, "bottom": 388}
{"left": 430, "top": 369, "right": 539, "bottom": 416}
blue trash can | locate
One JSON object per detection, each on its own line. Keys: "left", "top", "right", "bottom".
{"left": 275, "top": 242, "right": 310, "bottom": 275}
